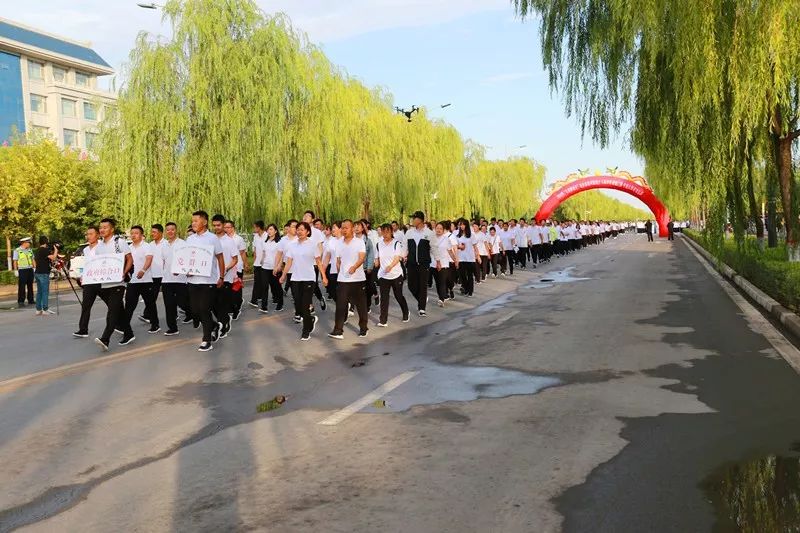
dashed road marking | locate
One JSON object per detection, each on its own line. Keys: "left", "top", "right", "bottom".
{"left": 318, "top": 371, "right": 419, "bottom": 426}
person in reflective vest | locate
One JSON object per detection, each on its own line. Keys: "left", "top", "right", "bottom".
{"left": 13, "top": 237, "right": 35, "bottom": 307}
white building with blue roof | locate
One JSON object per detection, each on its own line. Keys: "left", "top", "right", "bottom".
{"left": 0, "top": 17, "right": 116, "bottom": 151}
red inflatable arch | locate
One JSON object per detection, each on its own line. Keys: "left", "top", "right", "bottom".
{"left": 534, "top": 174, "right": 670, "bottom": 238}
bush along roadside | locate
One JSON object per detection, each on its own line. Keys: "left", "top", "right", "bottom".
{"left": 685, "top": 230, "right": 800, "bottom": 312}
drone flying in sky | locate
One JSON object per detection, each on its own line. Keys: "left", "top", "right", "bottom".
{"left": 394, "top": 103, "right": 451, "bottom": 122}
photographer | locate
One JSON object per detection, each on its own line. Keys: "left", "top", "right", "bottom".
{"left": 33, "top": 236, "right": 58, "bottom": 315}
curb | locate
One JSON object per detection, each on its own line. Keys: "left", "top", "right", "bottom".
{"left": 682, "top": 235, "right": 800, "bottom": 340}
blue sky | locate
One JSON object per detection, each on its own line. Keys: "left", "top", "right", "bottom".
{"left": 5, "top": 0, "right": 646, "bottom": 209}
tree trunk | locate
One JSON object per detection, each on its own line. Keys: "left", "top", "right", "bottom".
{"left": 745, "top": 150, "right": 765, "bottom": 249}
{"left": 730, "top": 168, "right": 747, "bottom": 247}
{"left": 5, "top": 235, "right": 11, "bottom": 271}
{"left": 362, "top": 198, "right": 370, "bottom": 221}
{"left": 772, "top": 107, "right": 799, "bottom": 260}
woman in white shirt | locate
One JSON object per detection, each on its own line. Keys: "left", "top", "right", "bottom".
{"left": 431, "top": 222, "right": 452, "bottom": 305}
{"left": 279, "top": 222, "right": 327, "bottom": 340}
{"left": 375, "top": 223, "right": 410, "bottom": 325}
{"left": 456, "top": 218, "right": 479, "bottom": 297}
{"left": 258, "top": 224, "right": 284, "bottom": 313}
{"left": 487, "top": 226, "right": 501, "bottom": 277}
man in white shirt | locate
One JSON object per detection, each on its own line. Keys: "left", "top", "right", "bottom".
{"left": 161, "top": 221, "right": 192, "bottom": 336}
{"left": 125, "top": 225, "right": 160, "bottom": 335}
{"left": 224, "top": 220, "right": 247, "bottom": 320}
{"left": 92, "top": 218, "right": 134, "bottom": 351}
{"left": 186, "top": 211, "right": 226, "bottom": 352}
{"left": 140, "top": 223, "right": 166, "bottom": 326}
{"left": 249, "top": 220, "right": 266, "bottom": 308}
{"left": 302, "top": 210, "right": 328, "bottom": 312}
{"left": 499, "top": 221, "right": 515, "bottom": 275}
{"left": 73, "top": 225, "right": 101, "bottom": 339}
{"left": 328, "top": 219, "right": 369, "bottom": 338}
{"left": 212, "top": 214, "right": 238, "bottom": 340}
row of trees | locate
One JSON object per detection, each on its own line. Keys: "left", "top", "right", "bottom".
{"left": 97, "top": 0, "right": 546, "bottom": 229}
{"left": 513, "top": 0, "right": 800, "bottom": 258}
{"left": 0, "top": 139, "right": 104, "bottom": 266}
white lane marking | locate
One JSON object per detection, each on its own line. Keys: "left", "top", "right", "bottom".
{"left": 318, "top": 371, "right": 419, "bottom": 426}
{"left": 490, "top": 311, "right": 519, "bottom": 326}
{"left": 683, "top": 239, "right": 800, "bottom": 373}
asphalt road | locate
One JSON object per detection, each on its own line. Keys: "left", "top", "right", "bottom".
{"left": 2, "top": 233, "right": 800, "bottom": 532}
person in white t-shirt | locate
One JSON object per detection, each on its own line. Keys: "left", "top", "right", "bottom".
{"left": 431, "top": 222, "right": 454, "bottom": 305}
{"left": 374, "top": 223, "right": 410, "bottom": 326}
{"left": 456, "top": 218, "right": 479, "bottom": 297}
{"left": 185, "top": 210, "right": 225, "bottom": 352}
{"left": 499, "top": 221, "right": 515, "bottom": 275}
{"left": 473, "top": 223, "right": 488, "bottom": 283}
{"left": 249, "top": 220, "right": 266, "bottom": 308}
{"left": 326, "top": 219, "right": 369, "bottom": 339}
{"left": 212, "top": 215, "right": 238, "bottom": 340}
{"left": 140, "top": 223, "right": 166, "bottom": 326}
{"left": 302, "top": 210, "right": 328, "bottom": 312}
{"left": 91, "top": 218, "right": 134, "bottom": 351}
{"left": 322, "top": 222, "right": 341, "bottom": 302}
{"left": 486, "top": 226, "right": 501, "bottom": 277}
{"left": 224, "top": 220, "right": 247, "bottom": 320}
{"left": 125, "top": 225, "right": 160, "bottom": 335}
{"left": 160, "top": 221, "right": 192, "bottom": 335}
{"left": 280, "top": 221, "right": 327, "bottom": 340}
{"left": 274, "top": 219, "right": 298, "bottom": 315}
{"left": 74, "top": 225, "right": 101, "bottom": 339}
{"left": 257, "top": 223, "right": 284, "bottom": 313}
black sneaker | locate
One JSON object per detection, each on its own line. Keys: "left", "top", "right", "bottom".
{"left": 193, "top": 320, "right": 200, "bottom": 329}
{"left": 137, "top": 315, "right": 151, "bottom": 324}
{"left": 418, "top": 310, "right": 427, "bottom": 317}
{"left": 248, "top": 301, "right": 259, "bottom": 308}
{"left": 310, "top": 315, "right": 318, "bottom": 334}
{"left": 300, "top": 333, "right": 310, "bottom": 341}
{"left": 328, "top": 332, "right": 344, "bottom": 340}
{"left": 231, "top": 309, "right": 241, "bottom": 321}
{"left": 148, "top": 326, "right": 161, "bottom": 334}
{"left": 258, "top": 308, "right": 269, "bottom": 314}
{"left": 358, "top": 329, "right": 369, "bottom": 338}
{"left": 182, "top": 316, "right": 193, "bottom": 324}
{"left": 219, "top": 323, "right": 230, "bottom": 339}
{"left": 94, "top": 338, "right": 109, "bottom": 352}
{"left": 211, "top": 324, "right": 220, "bottom": 342}
{"left": 293, "top": 315, "right": 302, "bottom": 323}
{"left": 275, "top": 304, "right": 284, "bottom": 312}
{"left": 198, "top": 342, "right": 213, "bottom": 352}
{"left": 72, "top": 331, "right": 89, "bottom": 338}
{"left": 319, "top": 298, "right": 327, "bottom": 311}
{"left": 402, "top": 315, "right": 410, "bottom": 323}
{"left": 164, "top": 329, "right": 179, "bottom": 336}
{"left": 119, "top": 334, "right": 136, "bottom": 346}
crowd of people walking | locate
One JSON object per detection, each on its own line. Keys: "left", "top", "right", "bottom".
{"left": 19, "top": 211, "right": 634, "bottom": 352}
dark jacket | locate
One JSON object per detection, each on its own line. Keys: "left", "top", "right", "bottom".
{"left": 406, "top": 228, "right": 432, "bottom": 266}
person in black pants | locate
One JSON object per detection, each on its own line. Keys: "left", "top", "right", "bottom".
{"left": 13, "top": 237, "right": 35, "bottom": 306}
{"left": 250, "top": 220, "right": 266, "bottom": 307}
{"left": 405, "top": 211, "right": 433, "bottom": 317}
{"left": 375, "top": 224, "right": 410, "bottom": 325}
{"left": 93, "top": 217, "right": 135, "bottom": 351}
{"left": 328, "top": 219, "right": 369, "bottom": 338}
{"left": 645, "top": 220, "right": 654, "bottom": 242}
{"left": 125, "top": 226, "right": 160, "bottom": 334}
{"left": 456, "top": 218, "right": 477, "bottom": 297}
{"left": 280, "top": 222, "right": 327, "bottom": 340}
{"left": 258, "top": 224, "right": 284, "bottom": 313}
{"left": 74, "top": 226, "right": 102, "bottom": 338}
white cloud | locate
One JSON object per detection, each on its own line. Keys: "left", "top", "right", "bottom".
{"left": 480, "top": 71, "right": 534, "bottom": 85}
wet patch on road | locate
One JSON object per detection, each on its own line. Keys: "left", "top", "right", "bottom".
{"left": 526, "top": 267, "right": 592, "bottom": 289}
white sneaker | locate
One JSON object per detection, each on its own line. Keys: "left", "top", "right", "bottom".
{"left": 376, "top": 322, "right": 388, "bottom": 327}
{"left": 44, "top": 309, "right": 56, "bottom": 315}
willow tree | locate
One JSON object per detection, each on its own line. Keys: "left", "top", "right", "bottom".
{"left": 99, "top": 0, "right": 545, "bottom": 229}
{"left": 514, "top": 0, "right": 800, "bottom": 259}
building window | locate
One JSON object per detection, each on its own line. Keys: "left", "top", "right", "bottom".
{"left": 30, "top": 94, "right": 47, "bottom": 114}
{"left": 61, "top": 98, "right": 77, "bottom": 117}
{"left": 52, "top": 66, "right": 66, "bottom": 82}
{"left": 28, "top": 61, "right": 44, "bottom": 80}
{"left": 83, "top": 102, "right": 97, "bottom": 120}
{"left": 75, "top": 72, "right": 90, "bottom": 87}
{"left": 63, "top": 129, "right": 78, "bottom": 147}
{"left": 32, "top": 126, "right": 50, "bottom": 139}
{"left": 85, "top": 131, "right": 98, "bottom": 151}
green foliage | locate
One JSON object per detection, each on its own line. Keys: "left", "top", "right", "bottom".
{"left": 513, "top": 0, "right": 800, "bottom": 257}
{"left": 0, "top": 270, "right": 15, "bottom": 284}
{"left": 0, "top": 138, "right": 104, "bottom": 246}
{"left": 99, "top": 0, "right": 546, "bottom": 227}
{"left": 687, "top": 230, "right": 800, "bottom": 311}
{"left": 555, "top": 190, "right": 650, "bottom": 221}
